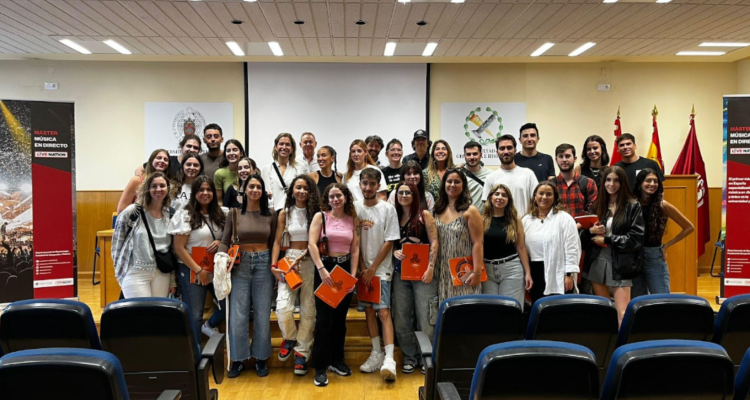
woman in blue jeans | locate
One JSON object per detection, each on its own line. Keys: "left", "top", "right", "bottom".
{"left": 631, "top": 169, "right": 694, "bottom": 297}
{"left": 169, "top": 176, "right": 227, "bottom": 338}
{"left": 218, "top": 174, "right": 277, "bottom": 378}
{"left": 481, "top": 183, "right": 533, "bottom": 307}
{"left": 391, "top": 182, "right": 439, "bottom": 374}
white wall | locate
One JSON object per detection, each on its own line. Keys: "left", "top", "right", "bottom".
{"left": 0, "top": 60, "right": 245, "bottom": 190}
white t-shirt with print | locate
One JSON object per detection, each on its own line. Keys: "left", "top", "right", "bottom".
{"left": 354, "top": 200, "right": 400, "bottom": 281}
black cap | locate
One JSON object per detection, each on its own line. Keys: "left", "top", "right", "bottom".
{"left": 413, "top": 129, "right": 428, "bottom": 140}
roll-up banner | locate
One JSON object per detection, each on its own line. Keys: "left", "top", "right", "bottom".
{"left": 0, "top": 100, "right": 76, "bottom": 305}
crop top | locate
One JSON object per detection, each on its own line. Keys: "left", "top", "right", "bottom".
{"left": 287, "top": 206, "right": 309, "bottom": 242}
{"left": 218, "top": 208, "right": 277, "bottom": 252}
{"left": 321, "top": 212, "right": 354, "bottom": 254}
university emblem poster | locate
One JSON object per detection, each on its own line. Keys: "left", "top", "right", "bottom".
{"left": 440, "top": 102, "right": 527, "bottom": 166}
{"left": 144, "top": 102, "right": 234, "bottom": 159}
{"left": 0, "top": 100, "right": 76, "bottom": 304}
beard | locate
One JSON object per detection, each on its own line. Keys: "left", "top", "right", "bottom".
{"left": 500, "top": 154, "right": 515, "bottom": 165}
{"left": 559, "top": 165, "right": 574, "bottom": 173}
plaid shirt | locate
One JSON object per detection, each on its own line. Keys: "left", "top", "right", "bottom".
{"left": 555, "top": 173, "right": 598, "bottom": 217}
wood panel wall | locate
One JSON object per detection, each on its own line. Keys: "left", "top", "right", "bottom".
{"left": 663, "top": 175, "right": 698, "bottom": 295}
{"left": 77, "top": 191, "right": 121, "bottom": 278}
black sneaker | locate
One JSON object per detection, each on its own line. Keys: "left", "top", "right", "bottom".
{"left": 294, "top": 352, "right": 308, "bottom": 376}
{"left": 278, "top": 339, "right": 297, "bottom": 361}
{"left": 255, "top": 359, "right": 269, "bottom": 377}
{"left": 228, "top": 361, "right": 244, "bottom": 378}
{"left": 314, "top": 368, "right": 328, "bottom": 387}
{"left": 328, "top": 361, "right": 352, "bottom": 376}
{"left": 402, "top": 363, "right": 416, "bottom": 374}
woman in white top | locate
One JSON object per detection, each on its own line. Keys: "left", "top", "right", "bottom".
{"left": 344, "top": 139, "right": 387, "bottom": 201}
{"left": 270, "top": 174, "right": 321, "bottom": 376}
{"left": 261, "top": 133, "right": 305, "bottom": 212}
{"left": 169, "top": 175, "right": 227, "bottom": 337}
{"left": 172, "top": 152, "right": 204, "bottom": 213}
{"left": 112, "top": 171, "right": 177, "bottom": 298}
{"left": 522, "top": 181, "right": 581, "bottom": 305}
{"left": 387, "top": 160, "right": 435, "bottom": 213}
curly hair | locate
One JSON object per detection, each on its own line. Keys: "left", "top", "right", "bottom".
{"left": 283, "top": 174, "right": 322, "bottom": 227}
{"left": 633, "top": 168, "right": 666, "bottom": 242}
{"left": 527, "top": 181, "right": 568, "bottom": 219}
{"left": 482, "top": 183, "right": 518, "bottom": 244}
{"left": 320, "top": 182, "right": 357, "bottom": 219}
{"left": 187, "top": 175, "right": 226, "bottom": 231}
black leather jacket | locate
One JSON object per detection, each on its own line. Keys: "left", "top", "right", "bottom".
{"left": 581, "top": 201, "right": 645, "bottom": 281}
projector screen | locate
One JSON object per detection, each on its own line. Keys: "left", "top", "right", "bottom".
{"left": 246, "top": 63, "right": 428, "bottom": 168}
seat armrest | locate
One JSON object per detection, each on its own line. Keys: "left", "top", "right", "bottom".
{"left": 423, "top": 357, "right": 435, "bottom": 400}
{"left": 201, "top": 333, "right": 225, "bottom": 385}
{"left": 415, "top": 331, "right": 433, "bottom": 357}
{"left": 156, "top": 390, "right": 182, "bottom": 400}
{"left": 436, "top": 383, "right": 461, "bottom": 400}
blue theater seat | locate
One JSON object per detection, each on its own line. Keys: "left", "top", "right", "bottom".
{"left": 601, "top": 340, "right": 734, "bottom": 400}
{"left": 616, "top": 294, "right": 714, "bottom": 347}
{"left": 100, "top": 297, "right": 224, "bottom": 400}
{"left": 417, "top": 295, "right": 524, "bottom": 400}
{"left": 713, "top": 294, "right": 750, "bottom": 372}
{"left": 0, "top": 348, "right": 180, "bottom": 400}
{"left": 436, "top": 340, "right": 599, "bottom": 400}
{"left": 734, "top": 347, "right": 750, "bottom": 400}
{"left": 526, "top": 294, "right": 618, "bottom": 381}
{"left": 0, "top": 299, "right": 101, "bottom": 354}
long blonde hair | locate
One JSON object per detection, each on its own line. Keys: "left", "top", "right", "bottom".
{"left": 427, "top": 140, "right": 455, "bottom": 183}
{"left": 482, "top": 183, "right": 518, "bottom": 244}
{"left": 271, "top": 133, "right": 298, "bottom": 167}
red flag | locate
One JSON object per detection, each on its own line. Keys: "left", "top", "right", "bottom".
{"left": 671, "top": 108, "right": 709, "bottom": 257}
{"left": 647, "top": 105, "right": 665, "bottom": 172}
{"left": 610, "top": 107, "right": 622, "bottom": 166}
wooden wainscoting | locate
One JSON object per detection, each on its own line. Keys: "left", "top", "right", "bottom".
{"left": 77, "top": 191, "right": 122, "bottom": 279}
{"left": 663, "top": 175, "right": 698, "bottom": 295}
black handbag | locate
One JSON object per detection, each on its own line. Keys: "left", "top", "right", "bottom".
{"left": 138, "top": 207, "right": 177, "bottom": 274}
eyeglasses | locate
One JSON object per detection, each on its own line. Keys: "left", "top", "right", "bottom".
{"left": 397, "top": 191, "right": 413, "bottom": 197}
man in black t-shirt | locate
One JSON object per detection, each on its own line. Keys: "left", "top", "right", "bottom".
{"left": 380, "top": 139, "right": 403, "bottom": 197}
{"left": 514, "top": 122, "right": 556, "bottom": 183}
{"left": 614, "top": 133, "right": 665, "bottom": 191}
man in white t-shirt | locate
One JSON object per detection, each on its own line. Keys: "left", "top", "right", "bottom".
{"left": 482, "top": 134, "right": 538, "bottom": 216}
{"left": 355, "top": 168, "right": 400, "bottom": 382}
{"left": 297, "top": 132, "right": 320, "bottom": 174}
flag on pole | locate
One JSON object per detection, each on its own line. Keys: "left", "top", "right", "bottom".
{"left": 646, "top": 105, "right": 665, "bottom": 172}
{"left": 671, "top": 106, "right": 709, "bottom": 257}
{"left": 610, "top": 107, "right": 623, "bottom": 166}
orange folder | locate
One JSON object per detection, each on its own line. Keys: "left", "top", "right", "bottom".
{"left": 449, "top": 256, "right": 488, "bottom": 286}
{"left": 278, "top": 257, "right": 303, "bottom": 291}
{"left": 575, "top": 215, "right": 599, "bottom": 230}
{"left": 226, "top": 245, "right": 240, "bottom": 271}
{"left": 190, "top": 247, "right": 215, "bottom": 282}
{"left": 401, "top": 244, "right": 429, "bottom": 281}
{"left": 314, "top": 265, "right": 357, "bottom": 308}
{"left": 357, "top": 276, "right": 381, "bottom": 304}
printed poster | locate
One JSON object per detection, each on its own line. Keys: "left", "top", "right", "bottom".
{"left": 144, "top": 102, "right": 234, "bottom": 159}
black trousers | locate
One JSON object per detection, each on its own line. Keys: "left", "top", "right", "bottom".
{"left": 310, "top": 258, "right": 353, "bottom": 369}
{"left": 529, "top": 261, "right": 547, "bottom": 305}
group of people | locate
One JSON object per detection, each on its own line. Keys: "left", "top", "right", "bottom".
{"left": 111, "top": 122, "right": 696, "bottom": 387}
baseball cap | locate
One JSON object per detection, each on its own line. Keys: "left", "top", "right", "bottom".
{"left": 413, "top": 129, "right": 428, "bottom": 140}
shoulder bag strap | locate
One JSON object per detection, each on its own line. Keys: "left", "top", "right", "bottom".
{"left": 578, "top": 175, "right": 589, "bottom": 200}
{"left": 232, "top": 208, "right": 240, "bottom": 245}
{"left": 203, "top": 215, "right": 217, "bottom": 241}
{"left": 320, "top": 211, "right": 327, "bottom": 237}
{"left": 272, "top": 162, "right": 288, "bottom": 191}
{"left": 137, "top": 207, "right": 159, "bottom": 257}
{"left": 463, "top": 167, "right": 485, "bottom": 187}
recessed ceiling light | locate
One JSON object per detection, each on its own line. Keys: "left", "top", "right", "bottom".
{"left": 569, "top": 42, "right": 596, "bottom": 56}
{"left": 294, "top": 20, "right": 305, "bottom": 25}
{"left": 699, "top": 42, "right": 750, "bottom": 47}
{"left": 531, "top": 42, "right": 555, "bottom": 57}
{"left": 422, "top": 43, "right": 438, "bottom": 56}
{"left": 603, "top": 0, "right": 617, "bottom": 3}
{"left": 268, "top": 41, "right": 284, "bottom": 56}
{"left": 655, "top": 0, "right": 672, "bottom": 3}
{"left": 398, "top": 0, "right": 410, "bottom": 3}
{"left": 451, "top": 0, "right": 465, "bottom": 3}
{"left": 384, "top": 42, "right": 397, "bottom": 56}
{"left": 226, "top": 41, "right": 245, "bottom": 56}
{"left": 355, "top": 20, "right": 366, "bottom": 26}
{"left": 676, "top": 51, "right": 725, "bottom": 56}
{"left": 244, "top": 0, "right": 257, "bottom": 2}
{"left": 103, "top": 40, "right": 131, "bottom": 55}
{"left": 59, "top": 39, "right": 91, "bottom": 54}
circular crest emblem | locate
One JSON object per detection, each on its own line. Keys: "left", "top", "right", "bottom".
{"left": 172, "top": 107, "right": 207, "bottom": 143}
{"left": 464, "top": 107, "right": 503, "bottom": 146}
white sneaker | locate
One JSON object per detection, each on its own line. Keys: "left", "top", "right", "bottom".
{"left": 380, "top": 357, "right": 397, "bottom": 382}
{"left": 201, "top": 322, "right": 219, "bottom": 338}
{"left": 360, "top": 350, "right": 384, "bottom": 373}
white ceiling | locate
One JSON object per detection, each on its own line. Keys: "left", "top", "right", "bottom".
{"left": 2, "top": 0, "right": 750, "bottom": 60}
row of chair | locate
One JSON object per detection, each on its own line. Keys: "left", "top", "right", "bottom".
{"left": 418, "top": 293, "right": 750, "bottom": 400}
{"left": 0, "top": 298, "right": 224, "bottom": 400}
{"left": 435, "top": 339, "right": 748, "bottom": 400}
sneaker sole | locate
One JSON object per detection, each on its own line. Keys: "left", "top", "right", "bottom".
{"left": 328, "top": 366, "right": 352, "bottom": 376}
{"left": 314, "top": 378, "right": 329, "bottom": 387}
{"left": 278, "top": 352, "right": 292, "bottom": 362}
{"left": 402, "top": 367, "right": 415, "bottom": 374}
{"left": 294, "top": 369, "right": 308, "bottom": 376}
{"left": 381, "top": 368, "right": 397, "bottom": 382}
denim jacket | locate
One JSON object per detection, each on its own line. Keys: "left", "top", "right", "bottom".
{"left": 111, "top": 203, "right": 172, "bottom": 284}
